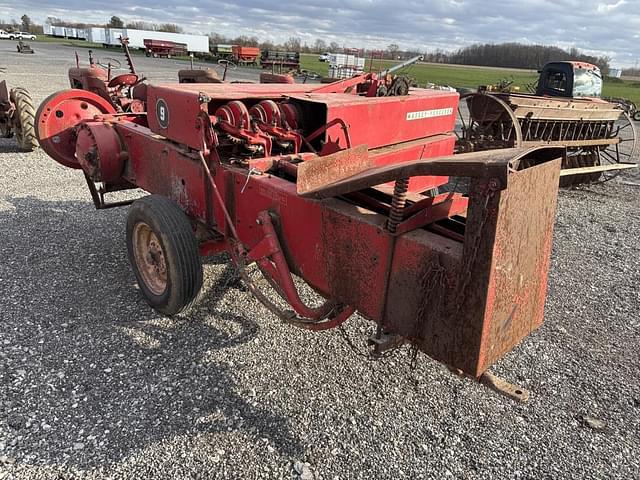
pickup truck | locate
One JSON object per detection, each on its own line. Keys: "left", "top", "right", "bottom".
{"left": 0, "top": 31, "right": 37, "bottom": 40}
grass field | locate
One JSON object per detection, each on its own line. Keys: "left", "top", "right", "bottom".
{"left": 300, "top": 53, "right": 640, "bottom": 107}
{"left": 33, "top": 36, "right": 105, "bottom": 49}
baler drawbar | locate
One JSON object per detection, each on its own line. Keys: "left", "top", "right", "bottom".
{"left": 36, "top": 76, "right": 563, "bottom": 387}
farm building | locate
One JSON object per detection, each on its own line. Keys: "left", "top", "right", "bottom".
{"left": 609, "top": 67, "right": 623, "bottom": 78}
{"left": 43, "top": 24, "right": 209, "bottom": 54}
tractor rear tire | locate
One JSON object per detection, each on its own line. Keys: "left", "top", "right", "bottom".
{"left": 126, "top": 195, "right": 203, "bottom": 316}
{"left": 11, "top": 88, "right": 38, "bottom": 151}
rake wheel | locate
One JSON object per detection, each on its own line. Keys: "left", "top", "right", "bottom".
{"left": 454, "top": 92, "right": 522, "bottom": 153}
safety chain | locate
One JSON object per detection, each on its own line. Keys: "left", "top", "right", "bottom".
{"left": 453, "top": 179, "right": 499, "bottom": 321}
{"left": 414, "top": 257, "right": 447, "bottom": 335}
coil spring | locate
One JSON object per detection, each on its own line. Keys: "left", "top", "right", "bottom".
{"left": 387, "top": 177, "right": 409, "bottom": 233}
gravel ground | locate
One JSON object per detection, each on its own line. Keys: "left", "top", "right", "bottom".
{"left": 1, "top": 42, "right": 639, "bottom": 480}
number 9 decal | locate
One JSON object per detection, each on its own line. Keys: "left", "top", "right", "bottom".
{"left": 156, "top": 98, "right": 169, "bottom": 129}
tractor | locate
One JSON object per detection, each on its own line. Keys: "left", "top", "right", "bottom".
{"left": 0, "top": 68, "right": 38, "bottom": 151}
{"left": 67, "top": 39, "right": 145, "bottom": 113}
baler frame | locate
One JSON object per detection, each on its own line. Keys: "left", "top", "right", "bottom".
{"left": 35, "top": 78, "right": 565, "bottom": 397}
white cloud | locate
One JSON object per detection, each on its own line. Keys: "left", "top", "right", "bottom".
{"left": 597, "top": 0, "right": 626, "bottom": 13}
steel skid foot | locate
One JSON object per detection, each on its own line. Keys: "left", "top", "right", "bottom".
{"left": 478, "top": 371, "right": 530, "bottom": 403}
{"left": 368, "top": 332, "right": 405, "bottom": 357}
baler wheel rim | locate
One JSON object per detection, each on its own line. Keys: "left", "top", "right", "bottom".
{"left": 132, "top": 222, "right": 168, "bottom": 296}
{"left": 126, "top": 195, "right": 203, "bottom": 316}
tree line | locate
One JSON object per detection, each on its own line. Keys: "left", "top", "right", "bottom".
{"left": 445, "top": 43, "right": 611, "bottom": 74}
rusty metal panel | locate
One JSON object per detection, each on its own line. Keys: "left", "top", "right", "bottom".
{"left": 146, "top": 85, "right": 208, "bottom": 150}
{"left": 320, "top": 199, "right": 392, "bottom": 320}
{"left": 296, "top": 145, "right": 369, "bottom": 196}
{"left": 384, "top": 158, "right": 561, "bottom": 376}
{"left": 384, "top": 230, "right": 463, "bottom": 352}
{"left": 475, "top": 158, "right": 561, "bottom": 373}
{"left": 297, "top": 148, "right": 522, "bottom": 198}
{"left": 445, "top": 158, "right": 560, "bottom": 375}
{"left": 116, "top": 122, "right": 209, "bottom": 221}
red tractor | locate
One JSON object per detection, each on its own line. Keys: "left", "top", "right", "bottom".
{"left": 0, "top": 69, "right": 37, "bottom": 151}
{"left": 67, "top": 40, "right": 145, "bottom": 113}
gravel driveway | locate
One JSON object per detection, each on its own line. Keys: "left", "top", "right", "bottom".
{"left": 0, "top": 41, "right": 639, "bottom": 480}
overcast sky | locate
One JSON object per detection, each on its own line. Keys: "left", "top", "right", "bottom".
{"left": 1, "top": 0, "right": 638, "bottom": 67}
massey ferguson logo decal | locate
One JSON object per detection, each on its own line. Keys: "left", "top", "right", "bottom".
{"left": 406, "top": 108, "right": 453, "bottom": 121}
{"left": 156, "top": 98, "right": 170, "bottom": 129}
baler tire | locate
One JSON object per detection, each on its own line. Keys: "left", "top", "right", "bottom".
{"left": 126, "top": 195, "right": 203, "bottom": 316}
{"left": 634, "top": 111, "right": 640, "bottom": 122}
{"left": 11, "top": 88, "right": 38, "bottom": 151}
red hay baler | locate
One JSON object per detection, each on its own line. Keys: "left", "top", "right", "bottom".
{"left": 35, "top": 76, "right": 563, "bottom": 391}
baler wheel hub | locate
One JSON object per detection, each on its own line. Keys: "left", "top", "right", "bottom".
{"left": 132, "top": 222, "right": 168, "bottom": 296}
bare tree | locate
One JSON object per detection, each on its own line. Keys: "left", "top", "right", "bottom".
{"left": 313, "top": 38, "right": 326, "bottom": 53}
{"left": 127, "top": 20, "right": 154, "bottom": 30}
{"left": 387, "top": 43, "right": 400, "bottom": 59}
{"left": 157, "top": 23, "right": 182, "bottom": 33}
{"left": 284, "top": 36, "right": 301, "bottom": 52}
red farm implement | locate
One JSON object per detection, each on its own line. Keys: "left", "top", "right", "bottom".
{"left": 456, "top": 61, "right": 638, "bottom": 184}
{"left": 0, "top": 68, "right": 37, "bottom": 151}
{"left": 144, "top": 38, "right": 188, "bottom": 58}
{"left": 35, "top": 71, "right": 564, "bottom": 394}
{"left": 232, "top": 46, "right": 260, "bottom": 65}
{"left": 68, "top": 40, "right": 145, "bottom": 113}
